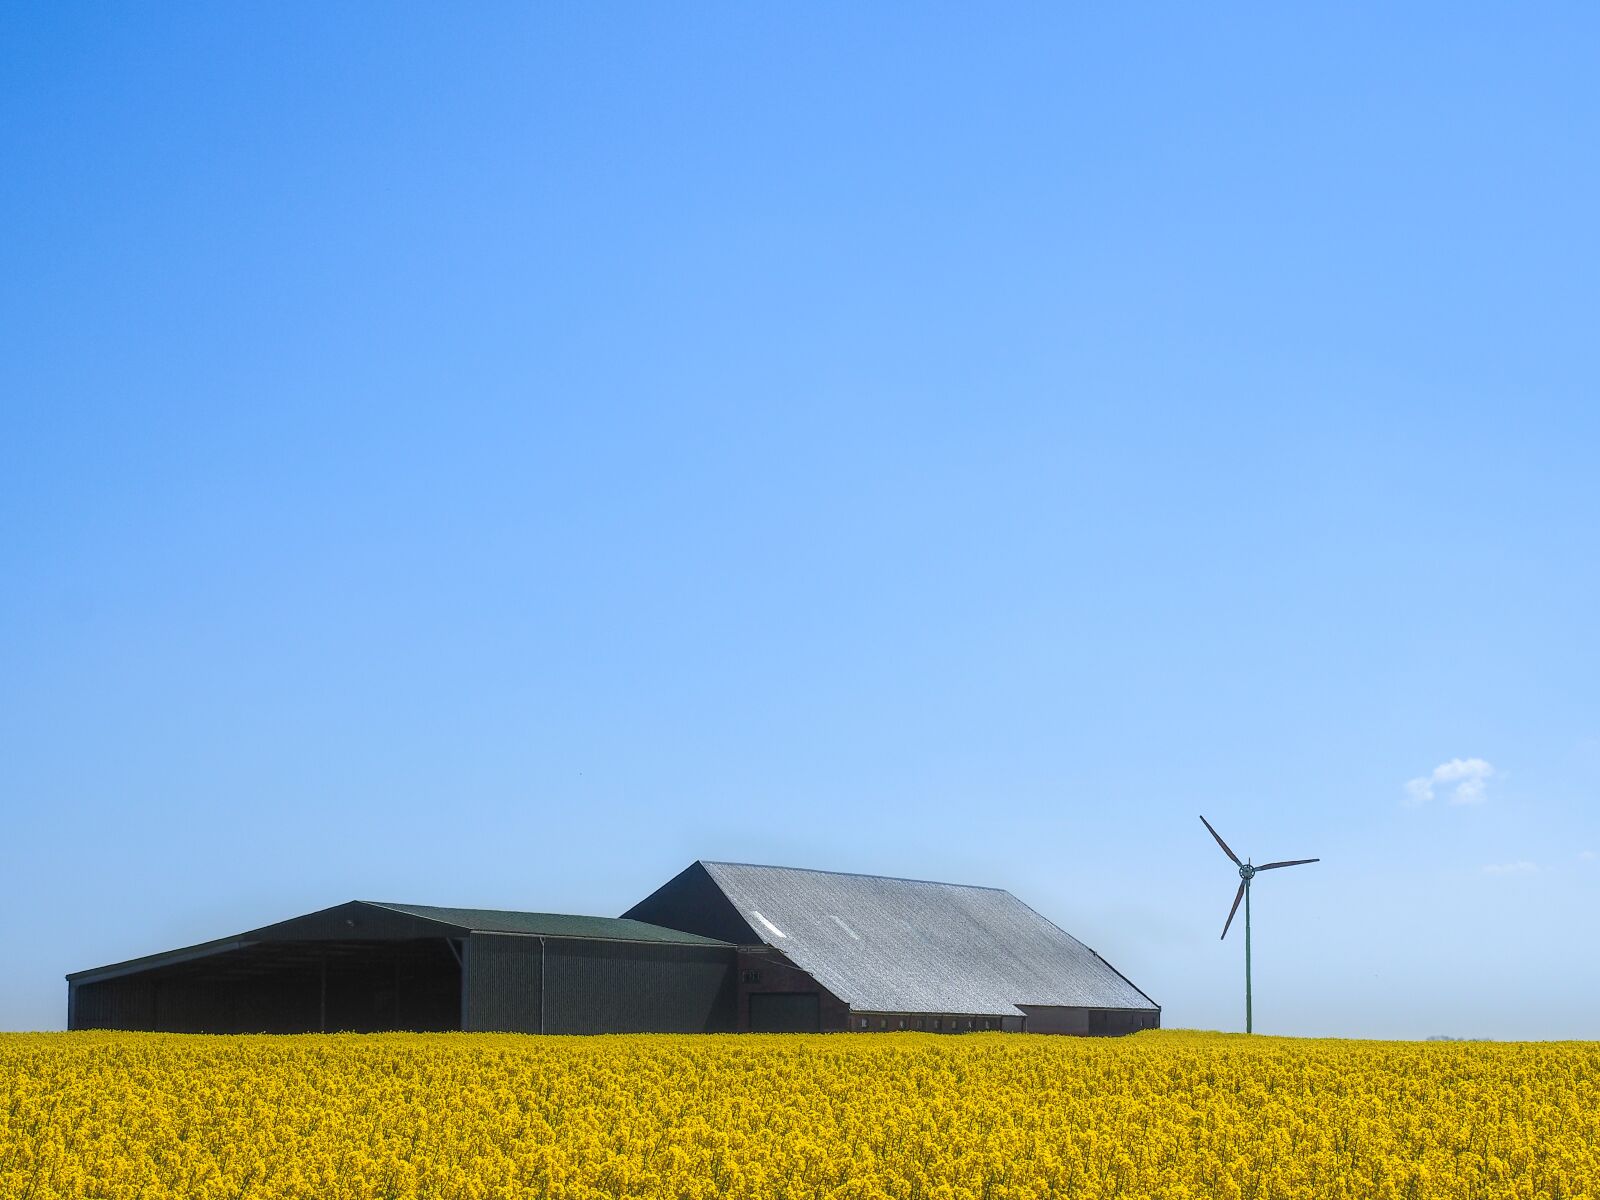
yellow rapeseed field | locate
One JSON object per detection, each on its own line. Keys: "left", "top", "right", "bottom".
{"left": 3, "top": 1030, "right": 1597, "bottom": 1199}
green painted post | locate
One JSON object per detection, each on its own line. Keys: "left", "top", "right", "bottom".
{"left": 1244, "top": 879, "right": 1253, "bottom": 1034}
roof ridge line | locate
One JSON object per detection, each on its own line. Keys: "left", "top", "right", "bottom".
{"left": 367, "top": 900, "right": 655, "bottom": 920}
{"left": 364, "top": 901, "right": 729, "bottom": 944}
{"left": 699, "top": 860, "right": 1010, "bottom": 892}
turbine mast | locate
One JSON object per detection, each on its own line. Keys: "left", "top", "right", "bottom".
{"left": 1244, "top": 871, "right": 1252, "bottom": 1034}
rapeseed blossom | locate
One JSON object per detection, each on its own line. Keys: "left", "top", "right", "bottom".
{"left": 3, "top": 1030, "right": 1596, "bottom": 1198}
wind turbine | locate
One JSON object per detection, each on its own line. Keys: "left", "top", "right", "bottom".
{"left": 1200, "top": 815, "right": 1318, "bottom": 1034}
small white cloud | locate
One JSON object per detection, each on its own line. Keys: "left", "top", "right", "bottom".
{"left": 1483, "top": 860, "right": 1538, "bottom": 876}
{"left": 1403, "top": 777, "right": 1434, "bottom": 806}
{"left": 1404, "top": 758, "right": 1495, "bottom": 806}
{"left": 1579, "top": 850, "right": 1597, "bottom": 862}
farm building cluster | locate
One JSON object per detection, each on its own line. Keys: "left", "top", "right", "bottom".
{"left": 68, "top": 861, "right": 1160, "bottom": 1036}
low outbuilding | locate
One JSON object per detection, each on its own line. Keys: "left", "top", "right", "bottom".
{"left": 68, "top": 901, "right": 736, "bottom": 1034}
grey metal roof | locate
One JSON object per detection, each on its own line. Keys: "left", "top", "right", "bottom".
{"left": 699, "top": 861, "right": 1157, "bottom": 1017}
{"left": 369, "top": 902, "right": 728, "bottom": 945}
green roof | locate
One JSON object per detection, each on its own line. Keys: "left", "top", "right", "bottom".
{"left": 367, "top": 902, "right": 730, "bottom": 945}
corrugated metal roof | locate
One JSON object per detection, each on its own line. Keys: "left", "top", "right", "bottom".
{"left": 698, "top": 861, "right": 1158, "bottom": 1017}
{"left": 369, "top": 902, "right": 729, "bottom": 945}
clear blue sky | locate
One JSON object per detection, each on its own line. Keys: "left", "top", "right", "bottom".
{"left": 3, "top": 5, "right": 1597, "bottom": 1038}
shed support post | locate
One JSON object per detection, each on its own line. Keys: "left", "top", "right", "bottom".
{"left": 319, "top": 954, "right": 327, "bottom": 1033}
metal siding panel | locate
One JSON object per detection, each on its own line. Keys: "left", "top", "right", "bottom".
{"left": 463, "top": 933, "right": 545, "bottom": 1033}
{"left": 72, "top": 976, "right": 154, "bottom": 1030}
{"left": 748, "top": 992, "right": 821, "bottom": 1032}
{"left": 1019, "top": 1005, "right": 1091, "bottom": 1034}
{"left": 1087, "top": 1008, "right": 1151, "bottom": 1037}
{"left": 543, "top": 940, "right": 737, "bottom": 1034}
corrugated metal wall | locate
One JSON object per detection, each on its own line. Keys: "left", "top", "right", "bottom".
{"left": 461, "top": 935, "right": 739, "bottom": 1034}
{"left": 1088, "top": 1008, "right": 1159, "bottom": 1035}
{"left": 543, "top": 940, "right": 736, "bottom": 1034}
{"left": 1018, "top": 1005, "right": 1090, "bottom": 1034}
{"left": 71, "top": 975, "right": 157, "bottom": 1031}
{"left": 1016, "top": 1005, "right": 1160, "bottom": 1035}
{"left": 748, "top": 992, "right": 820, "bottom": 1032}
{"left": 462, "top": 933, "right": 545, "bottom": 1033}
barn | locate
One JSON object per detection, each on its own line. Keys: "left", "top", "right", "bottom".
{"left": 68, "top": 861, "right": 1159, "bottom": 1035}
{"left": 624, "top": 862, "right": 1160, "bottom": 1034}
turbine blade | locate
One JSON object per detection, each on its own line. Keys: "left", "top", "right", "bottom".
{"left": 1221, "top": 880, "right": 1246, "bottom": 939}
{"left": 1200, "top": 815, "right": 1242, "bottom": 866}
{"left": 1256, "top": 858, "right": 1320, "bottom": 871}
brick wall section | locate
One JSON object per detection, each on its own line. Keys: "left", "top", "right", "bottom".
{"left": 735, "top": 947, "right": 850, "bottom": 1032}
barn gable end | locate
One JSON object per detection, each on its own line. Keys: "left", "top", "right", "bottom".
{"left": 623, "top": 861, "right": 763, "bottom": 945}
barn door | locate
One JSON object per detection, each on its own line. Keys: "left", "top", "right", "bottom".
{"left": 748, "top": 992, "right": 821, "bottom": 1033}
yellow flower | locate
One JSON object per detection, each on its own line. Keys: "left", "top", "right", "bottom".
{"left": 1, "top": 1030, "right": 1597, "bottom": 1199}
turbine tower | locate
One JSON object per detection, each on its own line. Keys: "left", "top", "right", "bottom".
{"left": 1200, "top": 815, "right": 1318, "bottom": 1034}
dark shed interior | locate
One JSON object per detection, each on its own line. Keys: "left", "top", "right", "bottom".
{"left": 72, "top": 939, "right": 460, "bottom": 1034}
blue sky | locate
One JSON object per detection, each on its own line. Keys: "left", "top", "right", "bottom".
{"left": 3, "top": 5, "right": 1597, "bottom": 1037}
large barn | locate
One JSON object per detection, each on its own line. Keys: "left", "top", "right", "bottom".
{"left": 68, "top": 861, "right": 1159, "bottom": 1036}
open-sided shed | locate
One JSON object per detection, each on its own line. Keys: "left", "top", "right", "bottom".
{"left": 68, "top": 901, "right": 737, "bottom": 1034}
